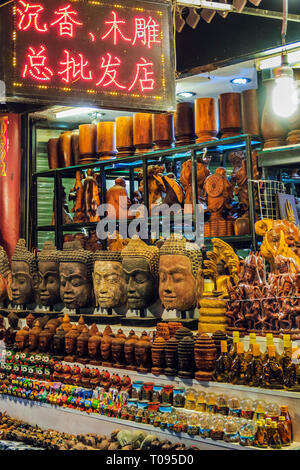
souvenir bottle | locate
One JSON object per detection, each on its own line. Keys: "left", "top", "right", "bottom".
{"left": 262, "top": 344, "right": 284, "bottom": 389}
{"left": 254, "top": 420, "right": 268, "bottom": 448}
{"left": 240, "top": 398, "right": 254, "bottom": 420}
{"left": 215, "top": 340, "right": 231, "bottom": 382}
{"left": 199, "top": 413, "right": 213, "bottom": 439}
{"left": 265, "top": 402, "right": 280, "bottom": 422}
{"left": 245, "top": 332, "right": 256, "bottom": 363}
{"left": 269, "top": 421, "right": 282, "bottom": 449}
{"left": 206, "top": 392, "right": 216, "bottom": 413}
{"left": 184, "top": 388, "right": 197, "bottom": 410}
{"left": 245, "top": 343, "right": 263, "bottom": 387}
{"left": 228, "top": 396, "right": 241, "bottom": 418}
{"left": 239, "top": 420, "right": 256, "bottom": 446}
{"left": 210, "top": 415, "right": 225, "bottom": 440}
{"left": 195, "top": 391, "right": 206, "bottom": 412}
{"left": 228, "top": 341, "right": 246, "bottom": 385}
{"left": 187, "top": 413, "right": 200, "bottom": 436}
{"left": 265, "top": 417, "right": 273, "bottom": 444}
{"left": 277, "top": 416, "right": 292, "bottom": 446}
{"left": 253, "top": 400, "right": 266, "bottom": 421}
{"left": 215, "top": 394, "right": 228, "bottom": 416}
{"left": 229, "top": 331, "right": 239, "bottom": 360}
{"left": 280, "top": 405, "right": 293, "bottom": 441}
{"left": 223, "top": 417, "right": 240, "bottom": 443}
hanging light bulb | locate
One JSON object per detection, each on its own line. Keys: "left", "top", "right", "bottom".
{"left": 272, "top": 0, "right": 299, "bottom": 118}
{"left": 272, "top": 55, "right": 298, "bottom": 118}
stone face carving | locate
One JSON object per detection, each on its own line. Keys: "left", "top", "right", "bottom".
{"left": 121, "top": 237, "right": 159, "bottom": 311}
{"left": 59, "top": 241, "right": 94, "bottom": 310}
{"left": 11, "top": 239, "right": 39, "bottom": 306}
{"left": 38, "top": 241, "right": 61, "bottom": 308}
{"left": 0, "top": 246, "right": 12, "bottom": 304}
{"left": 93, "top": 251, "right": 127, "bottom": 310}
{"left": 159, "top": 235, "right": 202, "bottom": 311}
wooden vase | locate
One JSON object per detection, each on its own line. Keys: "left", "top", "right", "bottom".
{"left": 152, "top": 113, "right": 175, "bottom": 149}
{"left": 151, "top": 336, "right": 166, "bottom": 375}
{"left": 78, "top": 124, "right": 98, "bottom": 163}
{"left": 174, "top": 101, "right": 195, "bottom": 146}
{"left": 261, "top": 79, "right": 287, "bottom": 149}
{"left": 195, "top": 97, "right": 218, "bottom": 143}
{"left": 164, "top": 336, "right": 178, "bottom": 376}
{"left": 241, "top": 89, "right": 260, "bottom": 136}
{"left": 218, "top": 93, "right": 242, "bottom": 138}
{"left": 194, "top": 333, "right": 217, "bottom": 381}
{"left": 58, "top": 131, "right": 73, "bottom": 167}
{"left": 178, "top": 335, "right": 195, "bottom": 379}
{"left": 97, "top": 121, "right": 117, "bottom": 160}
{"left": 71, "top": 131, "right": 80, "bottom": 166}
{"left": 47, "top": 138, "right": 59, "bottom": 169}
{"left": 116, "top": 116, "right": 135, "bottom": 157}
{"left": 133, "top": 113, "right": 153, "bottom": 153}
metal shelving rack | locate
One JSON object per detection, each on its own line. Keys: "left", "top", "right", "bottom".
{"left": 31, "top": 134, "right": 262, "bottom": 250}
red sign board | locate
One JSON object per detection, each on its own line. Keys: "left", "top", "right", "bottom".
{"left": 0, "top": 0, "right": 175, "bottom": 112}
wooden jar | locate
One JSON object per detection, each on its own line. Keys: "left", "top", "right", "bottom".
{"left": 47, "top": 138, "right": 59, "bottom": 169}
{"left": 218, "top": 93, "right": 242, "bottom": 138}
{"left": 164, "top": 336, "right": 179, "bottom": 376}
{"left": 78, "top": 124, "right": 97, "bottom": 163}
{"left": 174, "top": 101, "right": 195, "bottom": 146}
{"left": 156, "top": 322, "right": 170, "bottom": 340}
{"left": 241, "top": 89, "right": 260, "bottom": 136}
{"left": 151, "top": 336, "right": 166, "bottom": 375}
{"left": 71, "top": 131, "right": 80, "bottom": 166}
{"left": 133, "top": 113, "right": 153, "bottom": 153}
{"left": 195, "top": 97, "right": 218, "bottom": 143}
{"left": 194, "top": 333, "right": 217, "bottom": 381}
{"left": 58, "top": 131, "right": 73, "bottom": 167}
{"left": 116, "top": 116, "right": 135, "bottom": 156}
{"left": 261, "top": 80, "right": 287, "bottom": 149}
{"left": 178, "top": 335, "right": 195, "bottom": 379}
{"left": 97, "top": 121, "right": 117, "bottom": 160}
{"left": 167, "top": 322, "right": 182, "bottom": 338}
{"left": 152, "top": 113, "right": 175, "bottom": 150}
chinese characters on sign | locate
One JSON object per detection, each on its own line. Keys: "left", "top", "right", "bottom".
{"left": 3, "top": 0, "right": 175, "bottom": 110}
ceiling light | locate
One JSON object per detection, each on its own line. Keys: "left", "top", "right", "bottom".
{"left": 55, "top": 107, "right": 101, "bottom": 119}
{"left": 176, "top": 91, "right": 196, "bottom": 98}
{"left": 230, "top": 77, "right": 251, "bottom": 85}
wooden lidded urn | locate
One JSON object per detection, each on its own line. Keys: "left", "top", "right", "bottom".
{"left": 194, "top": 333, "right": 217, "bottom": 381}
{"left": 195, "top": 97, "right": 218, "bottom": 143}
{"left": 175, "top": 101, "right": 195, "bottom": 146}
{"left": 218, "top": 92, "right": 242, "bottom": 138}
{"left": 151, "top": 336, "right": 166, "bottom": 375}
{"left": 47, "top": 138, "right": 59, "bottom": 169}
{"left": 133, "top": 113, "right": 153, "bottom": 153}
{"left": 58, "top": 131, "right": 73, "bottom": 167}
{"left": 241, "top": 89, "right": 260, "bottom": 136}
{"left": 152, "top": 113, "right": 175, "bottom": 150}
{"left": 178, "top": 335, "right": 195, "bottom": 379}
{"left": 164, "top": 336, "right": 179, "bottom": 376}
{"left": 78, "top": 124, "right": 97, "bottom": 163}
{"left": 97, "top": 121, "right": 117, "bottom": 160}
{"left": 116, "top": 116, "right": 135, "bottom": 157}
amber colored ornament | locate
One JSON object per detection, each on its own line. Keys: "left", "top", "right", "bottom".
{"left": 178, "top": 335, "right": 195, "bottom": 379}
{"left": 116, "top": 116, "right": 135, "bottom": 156}
{"left": 78, "top": 124, "right": 98, "bottom": 163}
{"left": 58, "top": 131, "right": 73, "bottom": 168}
{"left": 194, "top": 333, "right": 217, "bottom": 381}
{"left": 156, "top": 323, "right": 170, "bottom": 340}
{"left": 152, "top": 113, "right": 175, "bottom": 150}
{"left": 97, "top": 121, "right": 117, "bottom": 160}
{"left": 241, "top": 89, "right": 260, "bottom": 136}
{"left": 164, "top": 336, "right": 179, "bottom": 376}
{"left": 135, "top": 331, "right": 152, "bottom": 373}
{"left": 218, "top": 93, "right": 242, "bottom": 138}
{"left": 195, "top": 98, "right": 218, "bottom": 143}
{"left": 261, "top": 79, "right": 287, "bottom": 149}
{"left": 174, "top": 101, "right": 196, "bottom": 146}
{"left": 47, "top": 138, "right": 59, "bottom": 169}
{"left": 71, "top": 131, "right": 80, "bottom": 166}
{"left": 124, "top": 330, "right": 139, "bottom": 371}
{"left": 151, "top": 336, "right": 166, "bottom": 375}
{"left": 133, "top": 113, "right": 153, "bottom": 153}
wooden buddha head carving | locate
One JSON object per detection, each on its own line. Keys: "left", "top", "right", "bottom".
{"left": 76, "top": 326, "right": 90, "bottom": 357}
{"left": 15, "top": 328, "right": 29, "bottom": 351}
{"left": 28, "top": 321, "right": 42, "bottom": 352}
{"left": 53, "top": 325, "right": 66, "bottom": 356}
{"left": 65, "top": 325, "right": 80, "bottom": 355}
{"left": 159, "top": 234, "right": 202, "bottom": 311}
{"left": 121, "top": 237, "right": 159, "bottom": 310}
{"left": 59, "top": 241, "right": 94, "bottom": 309}
{"left": 11, "top": 239, "right": 39, "bottom": 306}
{"left": 93, "top": 251, "right": 127, "bottom": 309}
{"left": 38, "top": 241, "right": 61, "bottom": 307}
{"left": 0, "top": 246, "right": 12, "bottom": 303}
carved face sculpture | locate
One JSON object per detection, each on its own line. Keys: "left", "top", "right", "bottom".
{"left": 53, "top": 328, "right": 65, "bottom": 355}
{"left": 28, "top": 324, "right": 42, "bottom": 352}
{"left": 93, "top": 259, "right": 127, "bottom": 309}
{"left": 39, "top": 329, "right": 53, "bottom": 353}
{"left": 100, "top": 335, "right": 112, "bottom": 361}
{"left": 38, "top": 261, "right": 60, "bottom": 306}
{"left": 11, "top": 240, "right": 39, "bottom": 306}
{"left": 60, "top": 262, "right": 92, "bottom": 309}
{"left": 0, "top": 246, "right": 12, "bottom": 303}
{"left": 122, "top": 258, "right": 157, "bottom": 310}
{"left": 65, "top": 327, "right": 80, "bottom": 355}
{"left": 77, "top": 328, "right": 89, "bottom": 357}
{"left": 15, "top": 330, "right": 29, "bottom": 351}
{"left": 88, "top": 335, "right": 101, "bottom": 359}
{"left": 159, "top": 254, "right": 196, "bottom": 311}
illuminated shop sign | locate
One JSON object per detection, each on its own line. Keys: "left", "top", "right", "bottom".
{"left": 0, "top": 0, "right": 175, "bottom": 112}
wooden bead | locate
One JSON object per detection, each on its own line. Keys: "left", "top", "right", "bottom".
{"left": 195, "top": 97, "right": 218, "bottom": 143}
{"left": 97, "top": 121, "right": 117, "bottom": 160}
